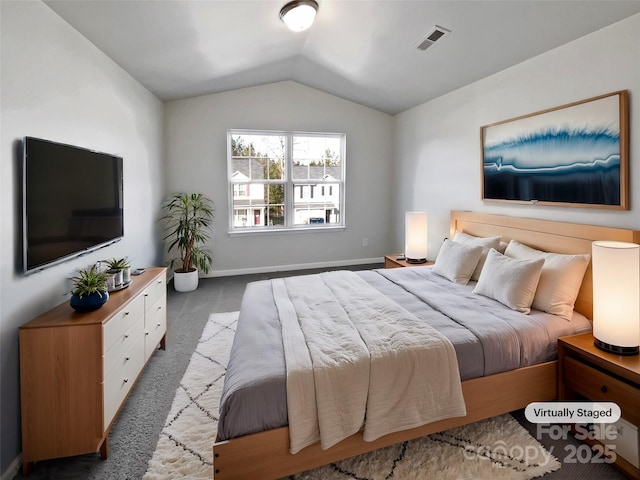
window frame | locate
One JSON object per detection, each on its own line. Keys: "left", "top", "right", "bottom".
{"left": 227, "top": 129, "right": 346, "bottom": 234}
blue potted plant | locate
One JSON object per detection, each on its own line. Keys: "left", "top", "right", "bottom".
{"left": 70, "top": 264, "right": 109, "bottom": 312}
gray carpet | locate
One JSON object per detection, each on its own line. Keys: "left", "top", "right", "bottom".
{"left": 13, "top": 263, "right": 627, "bottom": 480}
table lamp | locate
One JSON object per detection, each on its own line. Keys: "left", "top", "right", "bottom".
{"left": 592, "top": 240, "right": 640, "bottom": 355}
{"left": 405, "top": 212, "right": 428, "bottom": 264}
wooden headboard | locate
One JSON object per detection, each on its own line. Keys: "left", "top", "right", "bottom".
{"left": 450, "top": 211, "right": 640, "bottom": 319}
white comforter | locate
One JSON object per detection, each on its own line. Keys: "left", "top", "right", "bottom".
{"left": 273, "top": 271, "right": 467, "bottom": 454}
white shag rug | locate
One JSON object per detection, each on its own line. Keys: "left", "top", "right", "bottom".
{"left": 144, "top": 311, "right": 560, "bottom": 480}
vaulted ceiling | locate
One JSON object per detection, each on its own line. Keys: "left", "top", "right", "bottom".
{"left": 45, "top": 0, "right": 640, "bottom": 115}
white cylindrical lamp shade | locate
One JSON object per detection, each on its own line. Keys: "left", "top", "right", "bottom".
{"left": 592, "top": 241, "right": 640, "bottom": 355}
{"left": 405, "top": 212, "right": 428, "bottom": 264}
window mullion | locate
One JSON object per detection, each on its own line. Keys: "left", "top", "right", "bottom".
{"left": 285, "top": 134, "right": 293, "bottom": 227}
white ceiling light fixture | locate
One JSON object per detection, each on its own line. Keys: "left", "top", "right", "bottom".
{"left": 279, "top": 0, "right": 319, "bottom": 32}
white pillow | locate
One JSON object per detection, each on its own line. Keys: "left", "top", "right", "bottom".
{"left": 453, "top": 231, "right": 502, "bottom": 281}
{"left": 473, "top": 248, "right": 545, "bottom": 314}
{"left": 433, "top": 239, "right": 484, "bottom": 284}
{"left": 504, "top": 240, "right": 590, "bottom": 320}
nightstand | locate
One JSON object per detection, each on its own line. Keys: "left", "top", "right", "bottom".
{"left": 558, "top": 332, "right": 640, "bottom": 479}
{"left": 384, "top": 254, "right": 434, "bottom": 269}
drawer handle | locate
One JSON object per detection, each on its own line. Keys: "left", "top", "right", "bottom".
{"left": 157, "top": 306, "right": 162, "bottom": 311}
{"left": 157, "top": 322, "right": 161, "bottom": 327}
{"left": 157, "top": 280, "right": 162, "bottom": 284}
{"left": 144, "top": 293, "right": 149, "bottom": 297}
{"left": 125, "top": 356, "right": 130, "bottom": 361}
{"left": 601, "top": 385, "right": 608, "bottom": 394}
{"left": 123, "top": 378, "right": 129, "bottom": 383}
{"left": 124, "top": 334, "right": 129, "bottom": 339}
{"left": 124, "top": 311, "right": 130, "bottom": 316}
{"left": 145, "top": 331, "right": 149, "bottom": 336}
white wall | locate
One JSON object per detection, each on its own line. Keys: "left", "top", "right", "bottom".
{"left": 0, "top": 1, "right": 164, "bottom": 474}
{"left": 164, "top": 81, "right": 394, "bottom": 275}
{"left": 393, "top": 14, "right": 640, "bottom": 258}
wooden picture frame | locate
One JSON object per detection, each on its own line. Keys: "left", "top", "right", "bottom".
{"left": 481, "top": 90, "right": 629, "bottom": 209}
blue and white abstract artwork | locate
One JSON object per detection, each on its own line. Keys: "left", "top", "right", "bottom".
{"left": 482, "top": 93, "right": 626, "bottom": 207}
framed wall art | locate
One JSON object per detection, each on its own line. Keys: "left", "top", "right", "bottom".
{"left": 481, "top": 90, "right": 629, "bottom": 209}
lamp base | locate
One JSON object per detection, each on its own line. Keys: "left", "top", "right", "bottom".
{"left": 594, "top": 338, "right": 639, "bottom": 356}
{"left": 406, "top": 258, "right": 427, "bottom": 264}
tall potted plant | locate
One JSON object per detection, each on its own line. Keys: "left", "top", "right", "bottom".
{"left": 161, "top": 193, "right": 214, "bottom": 292}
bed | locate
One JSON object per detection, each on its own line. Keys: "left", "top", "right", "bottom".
{"left": 212, "top": 211, "right": 640, "bottom": 479}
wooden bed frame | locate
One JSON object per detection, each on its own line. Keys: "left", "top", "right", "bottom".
{"left": 212, "top": 211, "right": 640, "bottom": 479}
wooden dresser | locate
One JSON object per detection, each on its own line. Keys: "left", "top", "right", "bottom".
{"left": 19, "top": 267, "right": 167, "bottom": 474}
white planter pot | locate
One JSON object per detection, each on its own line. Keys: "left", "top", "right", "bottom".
{"left": 106, "top": 269, "right": 124, "bottom": 291}
{"left": 122, "top": 267, "right": 131, "bottom": 285}
{"left": 173, "top": 269, "right": 199, "bottom": 292}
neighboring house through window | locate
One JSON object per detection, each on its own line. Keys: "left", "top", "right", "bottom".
{"left": 228, "top": 130, "right": 346, "bottom": 231}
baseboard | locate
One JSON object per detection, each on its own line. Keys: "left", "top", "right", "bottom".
{"left": 205, "top": 257, "right": 384, "bottom": 278}
{"left": 2, "top": 453, "right": 21, "bottom": 480}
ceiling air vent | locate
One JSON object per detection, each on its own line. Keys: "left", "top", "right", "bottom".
{"left": 414, "top": 25, "right": 451, "bottom": 51}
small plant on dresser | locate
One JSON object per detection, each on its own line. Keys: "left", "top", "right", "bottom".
{"left": 69, "top": 264, "right": 109, "bottom": 312}
{"left": 104, "top": 257, "right": 132, "bottom": 288}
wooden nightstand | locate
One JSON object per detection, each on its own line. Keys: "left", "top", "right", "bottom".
{"left": 384, "top": 254, "right": 434, "bottom": 269}
{"left": 558, "top": 332, "right": 640, "bottom": 478}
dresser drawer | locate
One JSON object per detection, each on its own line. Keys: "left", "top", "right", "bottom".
{"left": 145, "top": 297, "right": 166, "bottom": 360}
{"left": 143, "top": 274, "right": 166, "bottom": 313}
{"left": 103, "top": 295, "right": 145, "bottom": 353}
{"left": 564, "top": 356, "right": 640, "bottom": 425}
{"left": 103, "top": 314, "right": 144, "bottom": 378}
{"left": 103, "top": 333, "right": 145, "bottom": 430}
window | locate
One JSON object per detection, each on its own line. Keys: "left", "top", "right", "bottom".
{"left": 228, "top": 130, "right": 345, "bottom": 232}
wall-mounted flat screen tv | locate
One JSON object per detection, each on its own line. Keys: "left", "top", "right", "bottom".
{"left": 23, "top": 137, "right": 124, "bottom": 273}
